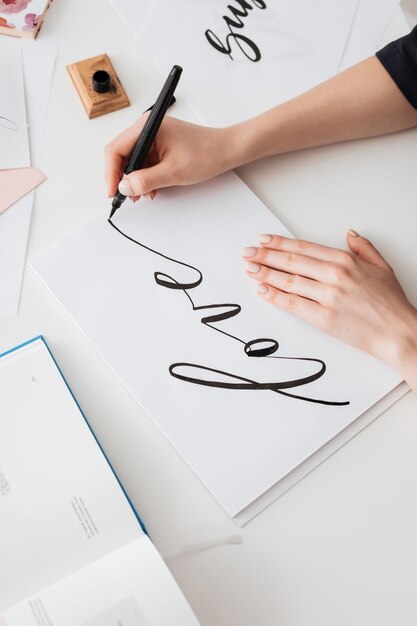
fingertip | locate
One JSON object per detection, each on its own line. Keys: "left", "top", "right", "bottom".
{"left": 119, "top": 177, "right": 134, "bottom": 197}
{"left": 257, "top": 283, "right": 268, "bottom": 295}
{"left": 346, "top": 229, "right": 360, "bottom": 252}
{"left": 259, "top": 234, "right": 273, "bottom": 245}
{"left": 106, "top": 173, "right": 120, "bottom": 198}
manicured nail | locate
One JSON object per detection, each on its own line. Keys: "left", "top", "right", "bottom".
{"left": 118, "top": 177, "right": 134, "bottom": 196}
{"left": 257, "top": 284, "right": 268, "bottom": 294}
{"left": 242, "top": 246, "right": 257, "bottom": 258}
{"left": 348, "top": 229, "right": 359, "bottom": 237}
{"left": 259, "top": 234, "right": 272, "bottom": 244}
{"left": 245, "top": 262, "right": 261, "bottom": 274}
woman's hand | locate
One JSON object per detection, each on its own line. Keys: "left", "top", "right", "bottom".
{"left": 243, "top": 230, "right": 417, "bottom": 392}
{"left": 105, "top": 115, "right": 238, "bottom": 201}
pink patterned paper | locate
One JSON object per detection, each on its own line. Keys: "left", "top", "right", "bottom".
{"left": 0, "top": 0, "right": 32, "bottom": 14}
{"left": 0, "top": 0, "right": 50, "bottom": 37}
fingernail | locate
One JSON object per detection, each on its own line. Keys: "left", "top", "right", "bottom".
{"left": 242, "top": 246, "right": 257, "bottom": 258}
{"left": 118, "top": 177, "right": 134, "bottom": 197}
{"left": 348, "top": 229, "right": 359, "bottom": 237}
{"left": 245, "top": 262, "right": 261, "bottom": 274}
{"left": 259, "top": 234, "right": 272, "bottom": 244}
{"left": 257, "top": 284, "right": 268, "bottom": 294}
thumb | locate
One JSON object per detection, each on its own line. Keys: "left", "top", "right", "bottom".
{"left": 346, "top": 229, "right": 390, "bottom": 269}
{"left": 119, "top": 162, "right": 172, "bottom": 197}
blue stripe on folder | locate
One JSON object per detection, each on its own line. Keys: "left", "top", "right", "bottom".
{"left": 0, "top": 335, "right": 147, "bottom": 535}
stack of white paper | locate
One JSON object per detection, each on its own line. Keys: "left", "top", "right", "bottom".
{"left": 0, "top": 38, "right": 55, "bottom": 315}
{"left": 31, "top": 172, "right": 408, "bottom": 524}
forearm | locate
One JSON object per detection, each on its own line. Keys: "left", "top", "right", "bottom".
{"left": 395, "top": 309, "right": 417, "bottom": 395}
{"left": 403, "top": 355, "right": 417, "bottom": 396}
{"left": 227, "top": 56, "right": 417, "bottom": 166}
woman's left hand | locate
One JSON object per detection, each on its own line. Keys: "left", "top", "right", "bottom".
{"left": 242, "top": 230, "right": 417, "bottom": 391}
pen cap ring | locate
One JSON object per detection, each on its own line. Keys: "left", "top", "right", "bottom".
{"left": 92, "top": 70, "right": 111, "bottom": 94}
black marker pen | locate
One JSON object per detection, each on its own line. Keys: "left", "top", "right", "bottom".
{"left": 109, "top": 65, "right": 183, "bottom": 220}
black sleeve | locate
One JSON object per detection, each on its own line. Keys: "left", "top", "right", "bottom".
{"left": 376, "top": 26, "right": 417, "bottom": 110}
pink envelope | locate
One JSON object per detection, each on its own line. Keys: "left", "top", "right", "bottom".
{"left": 0, "top": 166, "right": 46, "bottom": 214}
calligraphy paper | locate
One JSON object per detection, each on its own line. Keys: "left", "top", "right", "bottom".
{"left": 31, "top": 172, "right": 403, "bottom": 519}
{"left": 134, "top": 0, "right": 359, "bottom": 125}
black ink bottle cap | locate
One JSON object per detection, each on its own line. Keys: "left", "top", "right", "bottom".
{"left": 92, "top": 70, "right": 111, "bottom": 94}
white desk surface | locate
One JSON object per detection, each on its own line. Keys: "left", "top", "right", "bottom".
{"left": 2, "top": 2, "right": 417, "bottom": 624}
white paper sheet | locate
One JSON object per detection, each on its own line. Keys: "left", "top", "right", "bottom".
{"left": 23, "top": 51, "right": 56, "bottom": 166}
{"left": 134, "top": 0, "right": 359, "bottom": 125}
{"left": 31, "top": 172, "right": 403, "bottom": 519}
{"left": 0, "top": 44, "right": 55, "bottom": 315}
{"left": 2, "top": 538, "right": 199, "bottom": 626}
{"left": 0, "top": 192, "right": 33, "bottom": 315}
{"left": 0, "top": 45, "right": 30, "bottom": 169}
{"left": 111, "top": 0, "right": 152, "bottom": 34}
{"left": 0, "top": 338, "right": 143, "bottom": 611}
{"left": 340, "top": 0, "right": 400, "bottom": 70}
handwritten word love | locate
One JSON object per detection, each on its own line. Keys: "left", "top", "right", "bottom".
{"left": 204, "top": 0, "right": 267, "bottom": 63}
{"left": 108, "top": 217, "right": 349, "bottom": 407}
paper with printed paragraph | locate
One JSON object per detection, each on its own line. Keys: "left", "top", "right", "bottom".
{"left": 0, "top": 339, "right": 143, "bottom": 611}
{"left": 1, "top": 538, "right": 199, "bottom": 625}
{"left": 32, "top": 172, "right": 402, "bottom": 517}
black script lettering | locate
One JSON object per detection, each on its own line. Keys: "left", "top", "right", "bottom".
{"left": 204, "top": 0, "right": 267, "bottom": 62}
{"left": 108, "top": 216, "right": 349, "bottom": 407}
{"left": 205, "top": 30, "right": 261, "bottom": 62}
{"left": 224, "top": 1, "right": 254, "bottom": 30}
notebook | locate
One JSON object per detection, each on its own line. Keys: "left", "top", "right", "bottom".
{"left": 0, "top": 336, "right": 199, "bottom": 625}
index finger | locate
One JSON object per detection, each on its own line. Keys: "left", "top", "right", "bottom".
{"left": 258, "top": 234, "right": 345, "bottom": 264}
{"left": 104, "top": 115, "right": 149, "bottom": 196}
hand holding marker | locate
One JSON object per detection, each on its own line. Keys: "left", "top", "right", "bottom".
{"left": 109, "top": 65, "right": 183, "bottom": 219}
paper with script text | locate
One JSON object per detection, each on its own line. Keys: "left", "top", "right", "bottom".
{"left": 32, "top": 172, "right": 403, "bottom": 518}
